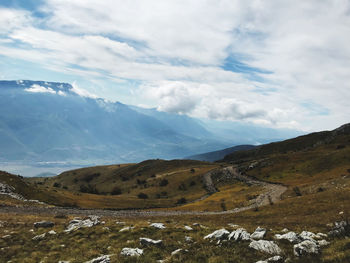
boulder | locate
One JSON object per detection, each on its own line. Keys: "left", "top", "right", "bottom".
{"left": 140, "top": 237, "right": 163, "bottom": 247}
{"left": 293, "top": 240, "right": 319, "bottom": 256}
{"left": 120, "top": 248, "right": 143, "bottom": 257}
{"left": 171, "top": 248, "right": 189, "bottom": 256}
{"left": 84, "top": 255, "right": 110, "bottom": 263}
{"left": 300, "top": 231, "right": 318, "bottom": 241}
{"left": 65, "top": 216, "right": 100, "bottom": 232}
{"left": 204, "top": 229, "right": 230, "bottom": 240}
{"left": 251, "top": 227, "right": 266, "bottom": 240}
{"left": 228, "top": 228, "right": 251, "bottom": 241}
{"left": 256, "top": 255, "right": 283, "bottom": 263}
{"left": 318, "top": 239, "right": 330, "bottom": 247}
{"left": 328, "top": 221, "right": 349, "bottom": 237}
{"left": 119, "top": 226, "right": 134, "bottom": 232}
{"left": 150, "top": 223, "right": 166, "bottom": 229}
{"left": 34, "top": 221, "right": 54, "bottom": 228}
{"left": 48, "top": 230, "right": 57, "bottom": 235}
{"left": 249, "top": 240, "right": 282, "bottom": 255}
{"left": 275, "top": 232, "right": 301, "bottom": 243}
{"left": 32, "top": 233, "right": 46, "bottom": 241}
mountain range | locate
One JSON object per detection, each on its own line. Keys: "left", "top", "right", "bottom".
{"left": 0, "top": 80, "right": 301, "bottom": 167}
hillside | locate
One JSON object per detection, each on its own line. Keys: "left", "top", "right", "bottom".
{"left": 187, "top": 144, "right": 256, "bottom": 162}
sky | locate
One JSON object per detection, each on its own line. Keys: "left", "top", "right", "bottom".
{"left": 0, "top": 0, "right": 350, "bottom": 132}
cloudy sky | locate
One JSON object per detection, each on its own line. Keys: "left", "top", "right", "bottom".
{"left": 0, "top": 0, "right": 349, "bottom": 131}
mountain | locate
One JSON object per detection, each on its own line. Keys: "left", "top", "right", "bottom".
{"left": 0, "top": 80, "right": 300, "bottom": 169}
{"left": 186, "top": 144, "right": 256, "bottom": 162}
{"left": 0, "top": 80, "right": 228, "bottom": 164}
{"left": 222, "top": 123, "right": 350, "bottom": 164}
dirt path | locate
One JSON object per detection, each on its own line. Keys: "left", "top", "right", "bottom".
{"left": 0, "top": 166, "right": 287, "bottom": 217}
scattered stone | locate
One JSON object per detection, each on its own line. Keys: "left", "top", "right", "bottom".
{"left": 150, "top": 223, "right": 166, "bottom": 229}
{"left": 185, "top": 236, "right": 192, "bottom": 243}
{"left": 281, "top": 228, "right": 289, "bottom": 233}
{"left": 29, "top": 229, "right": 34, "bottom": 232}
{"left": 316, "top": 233, "right": 328, "bottom": 238}
{"left": 84, "top": 255, "right": 110, "bottom": 263}
{"left": 300, "top": 231, "right": 318, "bottom": 241}
{"left": 140, "top": 237, "right": 163, "bottom": 247}
{"left": 119, "top": 226, "right": 134, "bottom": 232}
{"left": 275, "top": 232, "right": 301, "bottom": 243}
{"left": 34, "top": 221, "right": 54, "bottom": 228}
{"left": 65, "top": 216, "right": 100, "bottom": 232}
{"left": 58, "top": 261, "right": 70, "bottom": 263}
{"left": 48, "top": 230, "right": 57, "bottom": 235}
{"left": 184, "top": 225, "right": 193, "bottom": 231}
{"left": 294, "top": 240, "right": 319, "bottom": 256}
{"left": 2, "top": 235, "right": 11, "bottom": 239}
{"left": 120, "top": 248, "right": 143, "bottom": 257}
{"left": 328, "top": 221, "right": 349, "bottom": 237}
{"left": 228, "top": 223, "right": 240, "bottom": 228}
{"left": 256, "top": 255, "right": 283, "bottom": 263}
{"left": 249, "top": 240, "right": 282, "bottom": 255}
{"left": 318, "top": 239, "right": 330, "bottom": 247}
{"left": 115, "top": 221, "right": 126, "bottom": 225}
{"left": 32, "top": 233, "right": 46, "bottom": 241}
{"left": 251, "top": 227, "right": 266, "bottom": 240}
{"left": 228, "top": 228, "right": 251, "bottom": 241}
{"left": 204, "top": 229, "right": 230, "bottom": 240}
{"left": 171, "top": 248, "right": 188, "bottom": 256}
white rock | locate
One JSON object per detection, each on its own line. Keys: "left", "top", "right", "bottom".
{"left": 294, "top": 240, "right": 319, "bottom": 256}
{"left": 150, "top": 223, "right": 166, "bottom": 229}
{"left": 115, "top": 221, "right": 125, "bottom": 225}
{"left": 171, "top": 248, "right": 188, "bottom": 256}
{"left": 228, "top": 223, "right": 240, "bottom": 228}
{"left": 251, "top": 227, "right": 266, "bottom": 240}
{"left": 228, "top": 228, "right": 251, "bottom": 241}
{"left": 119, "top": 226, "right": 134, "bottom": 232}
{"left": 256, "top": 255, "right": 283, "bottom": 263}
{"left": 318, "top": 239, "right": 330, "bottom": 247}
{"left": 184, "top": 226, "right": 193, "bottom": 231}
{"left": 120, "top": 248, "right": 143, "bottom": 257}
{"left": 185, "top": 236, "right": 192, "bottom": 243}
{"left": 204, "top": 229, "right": 230, "bottom": 240}
{"left": 140, "top": 237, "right": 163, "bottom": 246}
{"left": 275, "top": 232, "right": 301, "bottom": 243}
{"left": 65, "top": 216, "right": 100, "bottom": 232}
{"left": 84, "top": 255, "right": 110, "bottom": 263}
{"left": 316, "top": 233, "right": 328, "bottom": 238}
{"left": 58, "top": 261, "right": 70, "bottom": 263}
{"left": 281, "top": 228, "right": 289, "bottom": 233}
{"left": 300, "top": 231, "right": 318, "bottom": 241}
{"left": 48, "top": 230, "right": 57, "bottom": 235}
{"left": 249, "top": 240, "right": 282, "bottom": 255}
{"left": 32, "top": 233, "right": 46, "bottom": 241}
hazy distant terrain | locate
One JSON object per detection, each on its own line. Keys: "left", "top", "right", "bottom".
{"left": 0, "top": 80, "right": 301, "bottom": 176}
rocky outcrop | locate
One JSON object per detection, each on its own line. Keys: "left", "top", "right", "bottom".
{"left": 293, "top": 240, "right": 319, "bottom": 256}
{"left": 275, "top": 232, "right": 301, "bottom": 243}
{"left": 34, "top": 221, "right": 54, "bottom": 228}
{"left": 120, "top": 248, "right": 143, "bottom": 257}
{"left": 140, "top": 237, "right": 163, "bottom": 247}
{"left": 204, "top": 229, "right": 230, "bottom": 240}
{"left": 249, "top": 240, "right": 282, "bottom": 255}
{"left": 65, "top": 216, "right": 100, "bottom": 232}
{"left": 251, "top": 227, "right": 266, "bottom": 240}
{"left": 228, "top": 228, "right": 251, "bottom": 241}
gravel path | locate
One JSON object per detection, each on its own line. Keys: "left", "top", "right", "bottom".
{"left": 0, "top": 166, "right": 287, "bottom": 217}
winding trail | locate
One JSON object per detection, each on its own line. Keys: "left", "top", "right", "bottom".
{"left": 0, "top": 166, "right": 287, "bottom": 217}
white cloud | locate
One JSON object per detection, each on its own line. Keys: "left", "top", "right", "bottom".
{"left": 1, "top": 1, "right": 350, "bottom": 131}
{"left": 71, "top": 82, "right": 97, "bottom": 99}
{"left": 25, "top": 84, "right": 56, "bottom": 94}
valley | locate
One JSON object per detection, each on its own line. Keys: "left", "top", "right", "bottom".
{"left": 1, "top": 123, "right": 350, "bottom": 262}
